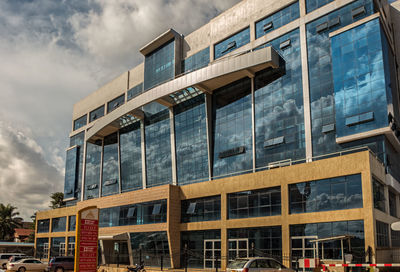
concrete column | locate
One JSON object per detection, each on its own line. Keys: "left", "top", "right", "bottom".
{"left": 281, "top": 183, "right": 291, "bottom": 268}
{"left": 126, "top": 233, "right": 134, "bottom": 266}
{"left": 140, "top": 120, "right": 147, "bottom": 189}
{"left": 221, "top": 193, "right": 228, "bottom": 271}
{"left": 363, "top": 172, "right": 377, "bottom": 263}
{"left": 251, "top": 77, "right": 256, "bottom": 172}
{"left": 169, "top": 108, "right": 178, "bottom": 185}
{"left": 299, "top": 0, "right": 307, "bottom": 17}
{"left": 205, "top": 94, "right": 213, "bottom": 180}
{"left": 300, "top": 23, "right": 313, "bottom": 162}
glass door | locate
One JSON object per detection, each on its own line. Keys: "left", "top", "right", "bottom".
{"left": 291, "top": 236, "right": 317, "bottom": 271}
{"left": 204, "top": 239, "right": 221, "bottom": 269}
{"left": 228, "top": 238, "right": 249, "bottom": 261}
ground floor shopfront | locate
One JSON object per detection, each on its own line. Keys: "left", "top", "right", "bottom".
{"left": 35, "top": 151, "right": 400, "bottom": 269}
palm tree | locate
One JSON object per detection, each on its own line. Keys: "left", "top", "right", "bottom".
{"left": 49, "top": 192, "right": 65, "bottom": 209}
{"left": 0, "top": 204, "right": 21, "bottom": 241}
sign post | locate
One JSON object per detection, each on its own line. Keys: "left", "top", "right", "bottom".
{"left": 74, "top": 206, "right": 99, "bottom": 272}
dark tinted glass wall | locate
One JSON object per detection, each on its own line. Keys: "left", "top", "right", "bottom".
{"left": 99, "top": 199, "right": 167, "bottom": 227}
{"left": 289, "top": 174, "right": 362, "bottom": 213}
{"left": 175, "top": 94, "right": 209, "bottom": 185}
{"left": 73, "top": 115, "right": 87, "bottom": 131}
{"left": 101, "top": 133, "right": 119, "bottom": 196}
{"left": 332, "top": 18, "right": 389, "bottom": 138}
{"left": 213, "top": 78, "right": 252, "bottom": 178}
{"left": 51, "top": 217, "right": 66, "bottom": 232}
{"left": 373, "top": 177, "right": 386, "bottom": 212}
{"left": 214, "top": 28, "right": 250, "bottom": 59}
{"left": 306, "top": 0, "right": 334, "bottom": 13}
{"left": 290, "top": 220, "right": 364, "bottom": 261}
{"left": 255, "top": 29, "right": 305, "bottom": 167}
{"left": 37, "top": 219, "right": 50, "bottom": 233}
{"left": 376, "top": 220, "right": 389, "bottom": 247}
{"left": 228, "top": 226, "right": 282, "bottom": 260}
{"left": 120, "top": 122, "right": 142, "bottom": 192}
{"left": 182, "top": 47, "right": 210, "bottom": 73}
{"left": 389, "top": 191, "right": 397, "bottom": 217}
{"left": 255, "top": 2, "right": 300, "bottom": 39}
{"left": 307, "top": 0, "right": 374, "bottom": 156}
{"left": 144, "top": 39, "right": 175, "bottom": 90}
{"left": 64, "top": 146, "right": 78, "bottom": 199}
{"left": 84, "top": 141, "right": 102, "bottom": 200}
{"left": 50, "top": 237, "right": 65, "bottom": 257}
{"left": 36, "top": 238, "right": 49, "bottom": 258}
{"left": 69, "top": 132, "right": 84, "bottom": 201}
{"left": 130, "top": 232, "right": 170, "bottom": 268}
{"left": 90, "top": 105, "right": 104, "bottom": 122}
{"left": 145, "top": 106, "right": 172, "bottom": 187}
{"left": 181, "top": 195, "right": 220, "bottom": 223}
{"left": 107, "top": 95, "right": 125, "bottom": 113}
{"left": 228, "top": 187, "right": 281, "bottom": 219}
{"left": 127, "top": 83, "right": 143, "bottom": 101}
{"left": 68, "top": 215, "right": 76, "bottom": 231}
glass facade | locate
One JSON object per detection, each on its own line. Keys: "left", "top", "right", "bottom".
{"left": 290, "top": 220, "right": 365, "bottom": 261}
{"left": 36, "top": 238, "right": 49, "bottom": 258}
{"left": 144, "top": 106, "right": 172, "bottom": 187}
{"left": 228, "top": 187, "right": 281, "bottom": 219}
{"left": 127, "top": 83, "right": 143, "bottom": 101}
{"left": 68, "top": 215, "right": 76, "bottom": 232}
{"left": 214, "top": 28, "right": 250, "bottom": 59}
{"left": 392, "top": 230, "right": 400, "bottom": 247}
{"left": 255, "top": 29, "right": 305, "bottom": 167}
{"left": 213, "top": 78, "right": 252, "bottom": 178}
{"left": 89, "top": 105, "right": 104, "bottom": 122}
{"left": 107, "top": 94, "right": 125, "bottom": 113}
{"left": 228, "top": 226, "right": 282, "bottom": 260}
{"left": 182, "top": 47, "right": 210, "bottom": 73}
{"left": 84, "top": 141, "right": 102, "bottom": 200}
{"left": 64, "top": 146, "right": 78, "bottom": 199}
{"left": 255, "top": 2, "right": 300, "bottom": 39}
{"left": 37, "top": 219, "right": 50, "bottom": 233}
{"left": 99, "top": 199, "right": 167, "bottom": 227}
{"left": 289, "top": 174, "right": 362, "bottom": 214}
{"left": 389, "top": 191, "right": 397, "bottom": 218}
{"left": 69, "top": 132, "right": 84, "bottom": 201}
{"left": 50, "top": 237, "right": 66, "bottom": 258}
{"left": 307, "top": 0, "right": 374, "bottom": 156}
{"left": 175, "top": 94, "right": 209, "bottom": 185}
{"left": 331, "top": 18, "right": 389, "bottom": 138}
{"left": 181, "top": 195, "right": 220, "bottom": 223}
{"left": 130, "top": 232, "right": 170, "bottom": 268}
{"left": 373, "top": 177, "right": 386, "bottom": 212}
{"left": 181, "top": 230, "right": 221, "bottom": 268}
{"left": 120, "top": 122, "right": 142, "bottom": 192}
{"left": 144, "top": 39, "right": 175, "bottom": 90}
{"left": 376, "top": 220, "right": 389, "bottom": 247}
{"left": 73, "top": 115, "right": 87, "bottom": 131}
{"left": 67, "top": 237, "right": 75, "bottom": 256}
{"left": 306, "top": 0, "right": 334, "bottom": 13}
{"left": 101, "top": 133, "right": 119, "bottom": 197}
{"left": 51, "top": 217, "right": 66, "bottom": 232}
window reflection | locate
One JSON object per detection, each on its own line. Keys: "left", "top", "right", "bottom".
{"left": 84, "top": 140, "right": 102, "bottom": 200}
{"left": 102, "top": 133, "right": 119, "bottom": 196}
{"left": 181, "top": 195, "right": 220, "bottom": 223}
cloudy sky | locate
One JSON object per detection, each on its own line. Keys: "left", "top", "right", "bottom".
{"left": 0, "top": 0, "right": 241, "bottom": 220}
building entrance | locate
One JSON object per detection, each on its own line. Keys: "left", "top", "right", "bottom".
{"left": 204, "top": 239, "right": 221, "bottom": 269}
{"left": 228, "top": 238, "right": 249, "bottom": 261}
{"left": 291, "top": 236, "right": 317, "bottom": 270}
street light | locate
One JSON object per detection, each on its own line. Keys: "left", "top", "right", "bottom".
{"left": 391, "top": 221, "right": 400, "bottom": 231}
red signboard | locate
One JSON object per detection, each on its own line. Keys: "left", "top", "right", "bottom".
{"left": 75, "top": 207, "right": 99, "bottom": 272}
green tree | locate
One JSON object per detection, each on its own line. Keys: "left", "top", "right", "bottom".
{"left": 26, "top": 212, "right": 36, "bottom": 243}
{"left": 49, "top": 192, "right": 65, "bottom": 209}
{"left": 0, "top": 204, "right": 22, "bottom": 241}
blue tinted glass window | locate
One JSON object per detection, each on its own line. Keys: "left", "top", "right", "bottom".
{"left": 255, "top": 29, "right": 305, "bottom": 167}
{"left": 255, "top": 2, "right": 300, "bottom": 39}
{"left": 290, "top": 220, "right": 364, "bottom": 262}
{"left": 120, "top": 122, "right": 142, "bottom": 192}
{"left": 373, "top": 177, "right": 386, "bottom": 212}
{"left": 332, "top": 19, "right": 388, "bottom": 138}
{"left": 175, "top": 94, "right": 209, "bottom": 185}
{"left": 36, "top": 238, "right": 49, "bottom": 258}
{"left": 228, "top": 187, "right": 281, "bottom": 219}
{"left": 306, "top": 0, "right": 334, "bottom": 13}
{"left": 181, "top": 195, "right": 220, "bottom": 223}
{"left": 289, "top": 174, "right": 362, "bottom": 213}
{"left": 84, "top": 141, "right": 102, "bottom": 200}
{"left": 130, "top": 232, "right": 170, "bottom": 268}
{"left": 145, "top": 106, "right": 172, "bottom": 187}
{"left": 99, "top": 199, "right": 167, "bottom": 227}
{"left": 37, "top": 219, "right": 50, "bottom": 233}
{"left": 107, "top": 94, "right": 125, "bottom": 113}
{"left": 214, "top": 28, "right": 250, "bottom": 59}
{"left": 182, "top": 47, "right": 210, "bottom": 73}
{"left": 69, "top": 132, "right": 84, "bottom": 200}
{"left": 51, "top": 217, "right": 66, "bottom": 232}
{"left": 64, "top": 146, "right": 78, "bottom": 200}
{"left": 73, "top": 115, "right": 87, "bottom": 131}
{"left": 89, "top": 105, "right": 104, "bottom": 122}
{"left": 127, "top": 83, "right": 143, "bottom": 101}
{"left": 50, "top": 237, "right": 65, "bottom": 258}
{"left": 213, "top": 78, "right": 252, "bottom": 178}
{"left": 67, "top": 236, "right": 75, "bottom": 256}
{"left": 307, "top": 0, "right": 374, "bottom": 156}
{"left": 144, "top": 39, "right": 175, "bottom": 90}
{"left": 101, "top": 133, "right": 119, "bottom": 196}
{"left": 68, "top": 215, "right": 76, "bottom": 232}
